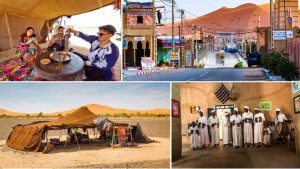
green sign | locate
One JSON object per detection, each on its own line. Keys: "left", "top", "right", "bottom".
{"left": 259, "top": 102, "right": 272, "bottom": 110}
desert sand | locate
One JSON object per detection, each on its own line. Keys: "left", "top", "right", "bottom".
{"left": 0, "top": 118, "right": 170, "bottom": 168}
{"left": 0, "top": 137, "right": 170, "bottom": 168}
{"left": 157, "top": 3, "right": 270, "bottom": 37}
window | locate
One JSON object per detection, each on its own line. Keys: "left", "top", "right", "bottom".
{"left": 137, "top": 16, "right": 143, "bottom": 24}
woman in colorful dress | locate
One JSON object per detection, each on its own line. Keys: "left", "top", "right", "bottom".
{"left": 0, "top": 27, "right": 41, "bottom": 81}
{"left": 16, "top": 27, "right": 37, "bottom": 60}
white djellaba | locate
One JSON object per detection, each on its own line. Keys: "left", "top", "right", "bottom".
{"left": 230, "top": 108, "right": 243, "bottom": 147}
{"left": 253, "top": 108, "right": 265, "bottom": 144}
{"left": 188, "top": 123, "right": 200, "bottom": 149}
{"left": 208, "top": 110, "right": 220, "bottom": 147}
{"left": 242, "top": 106, "right": 254, "bottom": 145}
{"left": 198, "top": 110, "right": 210, "bottom": 147}
{"left": 222, "top": 112, "right": 230, "bottom": 146}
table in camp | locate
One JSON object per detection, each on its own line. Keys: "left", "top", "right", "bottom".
{"left": 34, "top": 52, "right": 84, "bottom": 81}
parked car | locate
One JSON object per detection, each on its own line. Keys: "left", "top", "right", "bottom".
{"left": 247, "top": 52, "right": 262, "bottom": 67}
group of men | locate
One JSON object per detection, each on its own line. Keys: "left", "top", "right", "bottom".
{"left": 188, "top": 106, "right": 288, "bottom": 149}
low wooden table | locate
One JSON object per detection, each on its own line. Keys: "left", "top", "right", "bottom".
{"left": 34, "top": 52, "right": 84, "bottom": 81}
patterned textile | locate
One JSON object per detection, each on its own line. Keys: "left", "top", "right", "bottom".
{"left": 0, "top": 55, "right": 42, "bottom": 81}
{"left": 15, "top": 34, "right": 30, "bottom": 58}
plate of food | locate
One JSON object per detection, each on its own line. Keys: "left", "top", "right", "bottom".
{"left": 50, "top": 52, "right": 71, "bottom": 62}
{"left": 40, "top": 59, "right": 51, "bottom": 65}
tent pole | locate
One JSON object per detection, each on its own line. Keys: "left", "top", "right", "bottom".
{"left": 46, "top": 20, "right": 50, "bottom": 42}
{"left": 111, "top": 123, "right": 115, "bottom": 146}
{"left": 74, "top": 128, "right": 80, "bottom": 150}
{"left": 59, "top": 17, "right": 63, "bottom": 26}
{"left": 86, "top": 129, "right": 91, "bottom": 144}
{"left": 4, "top": 13, "right": 13, "bottom": 49}
{"left": 64, "top": 129, "right": 68, "bottom": 148}
{"left": 45, "top": 131, "right": 48, "bottom": 142}
{"left": 130, "top": 125, "right": 133, "bottom": 144}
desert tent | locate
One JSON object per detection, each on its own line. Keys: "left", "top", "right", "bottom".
{"left": 6, "top": 106, "right": 153, "bottom": 152}
{"left": 0, "top": 0, "right": 120, "bottom": 50}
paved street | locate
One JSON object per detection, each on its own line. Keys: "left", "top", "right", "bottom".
{"left": 123, "top": 52, "right": 259, "bottom": 81}
{"left": 123, "top": 67, "right": 268, "bottom": 81}
{"left": 204, "top": 52, "right": 247, "bottom": 68}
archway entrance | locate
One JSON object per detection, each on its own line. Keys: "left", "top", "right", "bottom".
{"left": 126, "top": 41, "right": 134, "bottom": 67}
{"left": 136, "top": 41, "right": 144, "bottom": 67}
{"left": 145, "top": 41, "right": 150, "bottom": 57}
{"left": 215, "top": 104, "right": 234, "bottom": 140}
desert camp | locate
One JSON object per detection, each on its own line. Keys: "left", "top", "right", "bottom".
{"left": 6, "top": 106, "right": 154, "bottom": 153}
{"left": 0, "top": 0, "right": 121, "bottom": 81}
{"left": 0, "top": 82, "right": 170, "bottom": 168}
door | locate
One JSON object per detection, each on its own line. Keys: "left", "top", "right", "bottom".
{"left": 214, "top": 104, "right": 234, "bottom": 139}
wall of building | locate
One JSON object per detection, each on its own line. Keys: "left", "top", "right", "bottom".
{"left": 274, "top": 0, "right": 299, "bottom": 29}
{"left": 172, "top": 83, "right": 182, "bottom": 161}
{"left": 123, "top": 8, "right": 153, "bottom": 36}
{"left": 178, "top": 82, "right": 294, "bottom": 137}
{"left": 287, "top": 38, "right": 300, "bottom": 74}
{"left": 291, "top": 83, "right": 300, "bottom": 156}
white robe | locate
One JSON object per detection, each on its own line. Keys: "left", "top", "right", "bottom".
{"left": 274, "top": 113, "right": 288, "bottom": 135}
{"left": 198, "top": 116, "right": 210, "bottom": 145}
{"left": 208, "top": 115, "right": 220, "bottom": 146}
{"left": 188, "top": 126, "right": 200, "bottom": 148}
{"left": 222, "top": 115, "right": 230, "bottom": 145}
{"left": 274, "top": 113, "right": 287, "bottom": 126}
{"left": 230, "top": 114, "right": 243, "bottom": 147}
{"left": 263, "top": 127, "right": 272, "bottom": 145}
{"left": 254, "top": 112, "right": 265, "bottom": 143}
{"left": 196, "top": 123, "right": 203, "bottom": 147}
{"left": 269, "top": 125, "right": 277, "bottom": 141}
{"left": 242, "top": 112, "right": 253, "bottom": 144}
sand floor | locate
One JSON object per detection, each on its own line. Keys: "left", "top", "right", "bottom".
{"left": 0, "top": 137, "right": 170, "bottom": 168}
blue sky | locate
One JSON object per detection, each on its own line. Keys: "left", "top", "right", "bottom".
{"left": 0, "top": 83, "right": 170, "bottom": 114}
{"left": 127, "top": 0, "right": 269, "bottom": 20}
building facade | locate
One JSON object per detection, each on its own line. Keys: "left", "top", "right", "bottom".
{"left": 123, "top": 2, "right": 155, "bottom": 68}
{"left": 274, "top": 0, "right": 299, "bottom": 29}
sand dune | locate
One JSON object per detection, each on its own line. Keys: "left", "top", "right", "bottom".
{"left": 0, "top": 104, "right": 170, "bottom": 117}
{"left": 259, "top": 3, "right": 270, "bottom": 13}
{"left": 0, "top": 108, "right": 26, "bottom": 116}
{"left": 157, "top": 3, "right": 270, "bottom": 36}
{"left": 51, "top": 104, "right": 170, "bottom": 116}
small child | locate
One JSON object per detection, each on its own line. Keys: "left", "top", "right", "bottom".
{"left": 25, "top": 34, "right": 38, "bottom": 55}
{"left": 269, "top": 122, "right": 277, "bottom": 144}
{"left": 188, "top": 121, "right": 200, "bottom": 150}
{"left": 263, "top": 123, "right": 272, "bottom": 147}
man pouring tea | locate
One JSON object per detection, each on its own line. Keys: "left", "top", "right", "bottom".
{"left": 68, "top": 25, "right": 119, "bottom": 81}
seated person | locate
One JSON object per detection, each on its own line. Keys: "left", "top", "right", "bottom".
{"left": 47, "top": 26, "right": 66, "bottom": 52}
{"left": 25, "top": 34, "right": 38, "bottom": 55}
{"left": 68, "top": 25, "right": 119, "bottom": 81}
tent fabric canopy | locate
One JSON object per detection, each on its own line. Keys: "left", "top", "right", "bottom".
{"left": 6, "top": 106, "right": 154, "bottom": 152}
{"left": 0, "top": 0, "right": 117, "bottom": 50}
{"left": 0, "top": 0, "right": 115, "bottom": 20}
{"left": 6, "top": 106, "right": 99, "bottom": 151}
